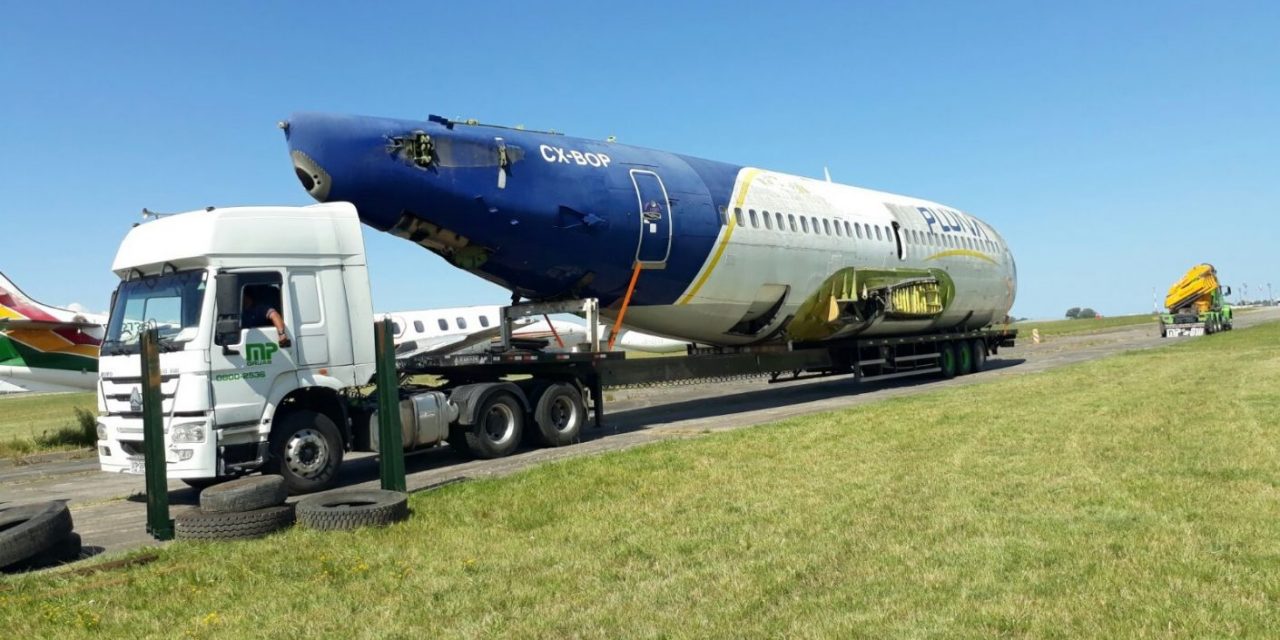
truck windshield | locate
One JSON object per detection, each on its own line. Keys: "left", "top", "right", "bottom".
{"left": 102, "top": 270, "right": 207, "bottom": 355}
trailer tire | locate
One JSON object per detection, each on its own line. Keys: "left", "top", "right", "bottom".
{"left": 296, "top": 490, "right": 409, "bottom": 531}
{"left": 0, "top": 502, "right": 73, "bottom": 570}
{"left": 463, "top": 392, "right": 524, "bottom": 459}
{"left": 534, "top": 383, "right": 585, "bottom": 447}
{"left": 174, "top": 505, "right": 295, "bottom": 541}
{"left": 957, "top": 341, "right": 974, "bottom": 375}
{"left": 970, "top": 339, "right": 987, "bottom": 373}
{"left": 200, "top": 475, "right": 288, "bottom": 513}
{"left": 938, "top": 343, "right": 958, "bottom": 379}
{"left": 269, "top": 410, "right": 344, "bottom": 495}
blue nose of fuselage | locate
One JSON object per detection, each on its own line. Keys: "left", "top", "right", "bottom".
{"left": 283, "top": 112, "right": 638, "bottom": 300}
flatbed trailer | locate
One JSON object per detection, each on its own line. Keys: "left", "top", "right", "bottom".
{"left": 400, "top": 316, "right": 1017, "bottom": 429}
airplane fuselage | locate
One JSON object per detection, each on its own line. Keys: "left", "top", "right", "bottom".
{"left": 286, "top": 113, "right": 1016, "bottom": 346}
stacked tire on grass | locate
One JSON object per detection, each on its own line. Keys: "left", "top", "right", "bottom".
{"left": 176, "top": 476, "right": 294, "bottom": 540}
{"left": 296, "top": 490, "right": 409, "bottom": 531}
{"left": 0, "top": 501, "right": 81, "bottom": 572}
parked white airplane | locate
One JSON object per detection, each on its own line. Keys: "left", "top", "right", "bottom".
{"left": 0, "top": 272, "right": 106, "bottom": 393}
{"left": 382, "top": 305, "right": 685, "bottom": 358}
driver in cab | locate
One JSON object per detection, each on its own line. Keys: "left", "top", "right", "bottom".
{"left": 242, "top": 286, "right": 291, "bottom": 347}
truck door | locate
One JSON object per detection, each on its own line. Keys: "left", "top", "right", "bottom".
{"left": 210, "top": 272, "right": 297, "bottom": 429}
{"left": 630, "top": 169, "right": 672, "bottom": 267}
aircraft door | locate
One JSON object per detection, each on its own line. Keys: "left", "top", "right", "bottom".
{"left": 630, "top": 170, "right": 672, "bottom": 267}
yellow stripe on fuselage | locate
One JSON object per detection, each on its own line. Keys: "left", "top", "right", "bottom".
{"left": 0, "top": 306, "right": 26, "bottom": 320}
{"left": 924, "top": 249, "right": 999, "bottom": 265}
{"left": 677, "top": 168, "right": 761, "bottom": 305}
{"left": 4, "top": 329, "right": 100, "bottom": 359}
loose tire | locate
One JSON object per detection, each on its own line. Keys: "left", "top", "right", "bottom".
{"left": 182, "top": 477, "right": 230, "bottom": 491}
{"left": 0, "top": 502, "right": 73, "bottom": 569}
{"left": 6, "top": 533, "right": 83, "bottom": 571}
{"left": 200, "top": 475, "right": 288, "bottom": 513}
{"left": 938, "top": 343, "right": 958, "bottom": 379}
{"left": 533, "top": 383, "right": 585, "bottom": 447}
{"left": 270, "top": 410, "right": 344, "bottom": 494}
{"left": 463, "top": 392, "right": 524, "bottom": 459}
{"left": 174, "top": 505, "right": 295, "bottom": 541}
{"left": 970, "top": 339, "right": 987, "bottom": 373}
{"left": 296, "top": 490, "right": 409, "bottom": 531}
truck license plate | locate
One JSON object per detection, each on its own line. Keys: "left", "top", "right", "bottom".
{"left": 129, "top": 459, "right": 146, "bottom": 474}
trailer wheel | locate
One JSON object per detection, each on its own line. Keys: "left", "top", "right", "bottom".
{"left": 463, "top": 392, "right": 524, "bottom": 459}
{"left": 0, "top": 502, "right": 73, "bottom": 570}
{"left": 956, "top": 341, "right": 974, "bottom": 375}
{"left": 969, "top": 339, "right": 987, "bottom": 373}
{"left": 938, "top": 343, "right": 958, "bottom": 379}
{"left": 269, "top": 410, "right": 344, "bottom": 495}
{"left": 534, "top": 383, "right": 585, "bottom": 447}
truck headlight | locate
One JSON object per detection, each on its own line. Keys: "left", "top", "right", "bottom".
{"left": 96, "top": 423, "right": 107, "bottom": 440}
{"left": 171, "top": 423, "right": 206, "bottom": 443}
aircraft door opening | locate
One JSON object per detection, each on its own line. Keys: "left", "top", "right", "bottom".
{"left": 630, "top": 170, "right": 672, "bottom": 267}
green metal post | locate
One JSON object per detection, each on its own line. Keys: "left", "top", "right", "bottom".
{"left": 141, "top": 328, "right": 174, "bottom": 540}
{"left": 375, "top": 319, "right": 406, "bottom": 492}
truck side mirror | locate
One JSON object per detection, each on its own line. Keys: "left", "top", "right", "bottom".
{"left": 215, "top": 273, "right": 243, "bottom": 353}
{"left": 1224, "top": 286, "right": 1232, "bottom": 296}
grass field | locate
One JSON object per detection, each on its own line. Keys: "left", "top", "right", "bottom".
{"left": 1012, "top": 312, "right": 1159, "bottom": 338}
{"left": 4, "top": 323, "right": 1279, "bottom": 637}
{"left": 0, "top": 392, "right": 97, "bottom": 458}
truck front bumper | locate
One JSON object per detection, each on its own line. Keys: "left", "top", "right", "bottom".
{"left": 97, "top": 416, "right": 220, "bottom": 480}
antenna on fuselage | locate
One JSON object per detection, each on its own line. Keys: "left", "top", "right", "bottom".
{"left": 823, "top": 167, "right": 832, "bottom": 182}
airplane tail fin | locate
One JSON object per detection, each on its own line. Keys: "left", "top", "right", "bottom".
{"left": 0, "top": 271, "right": 76, "bottom": 323}
{"left": 0, "top": 272, "right": 102, "bottom": 377}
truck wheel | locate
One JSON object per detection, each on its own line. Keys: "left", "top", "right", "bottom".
{"left": 534, "top": 383, "right": 585, "bottom": 447}
{"left": 174, "top": 505, "right": 295, "bottom": 541}
{"left": 463, "top": 392, "right": 524, "bottom": 459}
{"left": 957, "top": 341, "right": 974, "bottom": 375}
{"left": 200, "top": 475, "right": 288, "bottom": 513}
{"left": 0, "top": 502, "right": 73, "bottom": 570}
{"left": 270, "top": 410, "right": 344, "bottom": 495}
{"left": 970, "top": 339, "right": 987, "bottom": 373}
{"left": 296, "top": 490, "right": 409, "bottom": 531}
{"left": 938, "top": 343, "right": 958, "bottom": 379}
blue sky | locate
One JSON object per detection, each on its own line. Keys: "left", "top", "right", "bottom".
{"left": 2, "top": 1, "right": 1276, "bottom": 319}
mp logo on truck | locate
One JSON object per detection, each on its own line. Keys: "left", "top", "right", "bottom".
{"left": 245, "top": 342, "right": 278, "bottom": 367}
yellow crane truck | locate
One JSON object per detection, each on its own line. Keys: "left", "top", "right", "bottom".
{"left": 1160, "top": 263, "right": 1233, "bottom": 337}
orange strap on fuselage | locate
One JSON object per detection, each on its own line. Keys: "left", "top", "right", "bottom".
{"left": 543, "top": 313, "right": 564, "bottom": 348}
{"left": 608, "top": 262, "right": 643, "bottom": 351}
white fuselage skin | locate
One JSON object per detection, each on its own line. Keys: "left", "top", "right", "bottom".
{"left": 387, "top": 306, "right": 686, "bottom": 354}
{"left": 622, "top": 169, "right": 1017, "bottom": 345}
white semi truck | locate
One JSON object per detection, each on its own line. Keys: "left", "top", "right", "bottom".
{"left": 97, "top": 203, "right": 1015, "bottom": 493}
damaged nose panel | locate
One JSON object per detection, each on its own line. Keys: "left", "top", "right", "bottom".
{"left": 291, "top": 150, "right": 332, "bottom": 202}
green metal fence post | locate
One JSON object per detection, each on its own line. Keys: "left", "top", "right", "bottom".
{"left": 375, "top": 319, "right": 406, "bottom": 492}
{"left": 141, "top": 327, "right": 174, "bottom": 540}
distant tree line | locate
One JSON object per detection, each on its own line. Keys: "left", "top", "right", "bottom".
{"left": 1065, "top": 307, "right": 1098, "bottom": 319}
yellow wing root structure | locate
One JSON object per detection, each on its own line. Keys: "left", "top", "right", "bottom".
{"left": 788, "top": 267, "right": 954, "bottom": 342}
{"left": 1165, "top": 263, "right": 1220, "bottom": 314}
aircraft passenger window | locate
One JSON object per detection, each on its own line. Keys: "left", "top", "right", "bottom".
{"left": 414, "top": 320, "right": 424, "bottom": 333}
{"left": 457, "top": 317, "right": 467, "bottom": 330}
{"left": 855, "top": 224, "right": 863, "bottom": 239}
{"left": 875, "top": 226, "right": 882, "bottom": 241}
{"left": 776, "top": 212, "right": 785, "bottom": 230}
{"left": 479, "top": 316, "right": 490, "bottom": 328}
{"left": 823, "top": 219, "right": 831, "bottom": 235}
{"left": 392, "top": 321, "right": 402, "bottom": 335}
{"left": 811, "top": 217, "right": 820, "bottom": 234}
{"left": 734, "top": 208, "right": 745, "bottom": 227}
{"left": 801, "top": 217, "right": 810, "bottom": 233}
{"left": 844, "top": 221, "right": 852, "bottom": 237}
{"left": 718, "top": 206, "right": 728, "bottom": 226}
{"left": 788, "top": 215, "right": 797, "bottom": 232}
{"left": 863, "top": 223, "right": 871, "bottom": 238}
{"left": 749, "top": 209, "right": 759, "bottom": 228}
{"left": 438, "top": 319, "right": 448, "bottom": 331}
{"left": 763, "top": 210, "right": 773, "bottom": 230}
{"left": 834, "top": 221, "right": 843, "bottom": 237}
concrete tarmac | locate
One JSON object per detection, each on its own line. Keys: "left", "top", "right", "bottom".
{"left": 3, "top": 307, "right": 1276, "bottom": 561}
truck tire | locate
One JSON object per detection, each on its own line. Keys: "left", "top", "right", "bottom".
{"left": 200, "top": 475, "right": 288, "bottom": 513}
{"left": 938, "top": 343, "right": 958, "bottom": 379}
{"left": 463, "top": 392, "right": 524, "bottom": 459}
{"left": 533, "top": 382, "right": 585, "bottom": 447}
{"left": 970, "top": 339, "right": 987, "bottom": 373}
{"left": 296, "top": 490, "right": 409, "bottom": 531}
{"left": 174, "top": 505, "right": 295, "bottom": 541}
{"left": 6, "top": 533, "right": 83, "bottom": 571}
{"left": 957, "top": 341, "right": 974, "bottom": 375}
{"left": 269, "top": 410, "right": 344, "bottom": 495}
{"left": 183, "top": 477, "right": 231, "bottom": 491}
{"left": 0, "top": 502, "right": 73, "bottom": 569}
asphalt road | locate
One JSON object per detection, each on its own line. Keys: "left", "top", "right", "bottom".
{"left": 3, "top": 307, "right": 1277, "bottom": 561}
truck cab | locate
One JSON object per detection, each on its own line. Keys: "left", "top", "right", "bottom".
{"left": 96, "top": 203, "right": 376, "bottom": 492}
